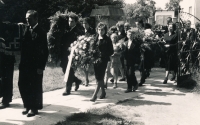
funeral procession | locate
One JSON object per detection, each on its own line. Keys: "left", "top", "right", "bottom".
{"left": 0, "top": 0, "right": 200, "bottom": 125}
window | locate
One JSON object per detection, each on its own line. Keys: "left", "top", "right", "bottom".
{"left": 189, "top": 6, "right": 192, "bottom": 14}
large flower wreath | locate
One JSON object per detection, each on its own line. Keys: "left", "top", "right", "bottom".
{"left": 47, "top": 10, "right": 69, "bottom": 63}
{"left": 140, "top": 29, "right": 161, "bottom": 52}
{"left": 69, "top": 35, "right": 101, "bottom": 70}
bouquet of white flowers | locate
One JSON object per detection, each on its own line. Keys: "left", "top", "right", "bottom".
{"left": 143, "top": 29, "right": 158, "bottom": 42}
{"left": 69, "top": 35, "right": 101, "bottom": 70}
{"left": 140, "top": 29, "right": 161, "bottom": 52}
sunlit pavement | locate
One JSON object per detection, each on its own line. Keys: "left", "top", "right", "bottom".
{"left": 0, "top": 68, "right": 199, "bottom": 125}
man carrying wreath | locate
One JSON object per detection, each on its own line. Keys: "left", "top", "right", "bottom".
{"left": 60, "top": 12, "right": 84, "bottom": 95}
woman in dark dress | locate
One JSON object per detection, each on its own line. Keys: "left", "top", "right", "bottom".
{"left": 163, "top": 23, "right": 178, "bottom": 84}
{"left": 90, "top": 22, "right": 114, "bottom": 102}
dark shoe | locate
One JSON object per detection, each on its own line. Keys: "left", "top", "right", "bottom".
{"left": 113, "top": 83, "right": 117, "bottom": 89}
{"left": 85, "top": 79, "right": 89, "bottom": 86}
{"left": 110, "top": 78, "right": 114, "bottom": 83}
{"left": 133, "top": 84, "right": 139, "bottom": 91}
{"left": 75, "top": 79, "right": 82, "bottom": 91}
{"left": 163, "top": 78, "right": 168, "bottom": 84}
{"left": 0, "top": 103, "right": 9, "bottom": 109}
{"left": 146, "top": 72, "right": 150, "bottom": 77}
{"left": 75, "top": 85, "right": 79, "bottom": 91}
{"left": 140, "top": 79, "right": 145, "bottom": 84}
{"left": 104, "top": 84, "right": 107, "bottom": 89}
{"left": 62, "top": 91, "right": 70, "bottom": 96}
{"left": 90, "top": 96, "right": 97, "bottom": 102}
{"left": 170, "top": 76, "right": 176, "bottom": 81}
{"left": 99, "top": 92, "right": 106, "bottom": 99}
{"left": 27, "top": 109, "right": 38, "bottom": 117}
{"left": 139, "top": 83, "right": 143, "bottom": 86}
{"left": 139, "top": 80, "right": 145, "bottom": 86}
{"left": 22, "top": 108, "right": 30, "bottom": 115}
{"left": 124, "top": 89, "right": 132, "bottom": 93}
{"left": 119, "top": 78, "right": 126, "bottom": 81}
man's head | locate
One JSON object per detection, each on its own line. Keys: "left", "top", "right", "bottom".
{"left": 26, "top": 10, "right": 38, "bottom": 27}
{"left": 135, "top": 19, "right": 144, "bottom": 29}
{"left": 68, "top": 13, "right": 78, "bottom": 28}
{"left": 116, "top": 22, "right": 124, "bottom": 32}
{"left": 81, "top": 17, "right": 90, "bottom": 30}
{"left": 127, "top": 28, "right": 139, "bottom": 40}
{"left": 168, "top": 23, "right": 176, "bottom": 33}
{"left": 124, "top": 22, "right": 131, "bottom": 32}
{"left": 186, "top": 20, "right": 191, "bottom": 29}
{"left": 195, "top": 22, "right": 200, "bottom": 30}
{"left": 167, "top": 17, "right": 172, "bottom": 25}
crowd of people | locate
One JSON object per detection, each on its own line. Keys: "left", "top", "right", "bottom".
{"left": 0, "top": 10, "right": 200, "bottom": 117}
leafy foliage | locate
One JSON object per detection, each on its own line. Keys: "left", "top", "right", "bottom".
{"left": 156, "top": 7, "right": 163, "bottom": 10}
{"left": 165, "top": 0, "right": 182, "bottom": 10}
{"left": 47, "top": 10, "right": 69, "bottom": 63}
{"left": 123, "top": 0, "right": 156, "bottom": 20}
{"left": 1, "top": 0, "right": 124, "bottom": 31}
{"left": 1, "top": 0, "right": 124, "bottom": 63}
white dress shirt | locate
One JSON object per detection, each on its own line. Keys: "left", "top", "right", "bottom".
{"left": 128, "top": 39, "right": 132, "bottom": 49}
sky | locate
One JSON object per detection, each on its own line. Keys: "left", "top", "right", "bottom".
{"left": 124, "top": 0, "right": 170, "bottom": 9}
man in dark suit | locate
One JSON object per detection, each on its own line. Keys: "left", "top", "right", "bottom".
{"left": 124, "top": 28, "right": 141, "bottom": 93}
{"left": 18, "top": 10, "right": 49, "bottom": 117}
{"left": 0, "top": 22, "right": 16, "bottom": 109}
{"left": 0, "top": 38, "right": 5, "bottom": 103}
{"left": 60, "top": 13, "right": 83, "bottom": 95}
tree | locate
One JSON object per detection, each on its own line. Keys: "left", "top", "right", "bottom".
{"left": 1, "top": 0, "right": 124, "bottom": 31}
{"left": 123, "top": 0, "right": 156, "bottom": 21}
{"left": 156, "top": 7, "right": 163, "bottom": 10}
{"left": 123, "top": 3, "right": 138, "bottom": 17}
{"left": 165, "top": 0, "right": 182, "bottom": 10}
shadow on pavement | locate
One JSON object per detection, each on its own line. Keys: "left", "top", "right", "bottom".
{"left": 0, "top": 103, "right": 79, "bottom": 125}
{"left": 117, "top": 99, "right": 171, "bottom": 106}
{"left": 144, "top": 91, "right": 185, "bottom": 96}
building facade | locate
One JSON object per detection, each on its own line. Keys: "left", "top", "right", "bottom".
{"left": 180, "top": 0, "right": 200, "bottom": 28}
{"left": 154, "top": 10, "right": 175, "bottom": 25}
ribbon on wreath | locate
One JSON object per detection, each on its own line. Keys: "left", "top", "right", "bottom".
{"left": 63, "top": 45, "right": 77, "bottom": 82}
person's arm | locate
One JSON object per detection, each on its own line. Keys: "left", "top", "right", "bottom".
{"left": 107, "top": 37, "right": 114, "bottom": 57}
{"left": 37, "top": 30, "right": 49, "bottom": 73}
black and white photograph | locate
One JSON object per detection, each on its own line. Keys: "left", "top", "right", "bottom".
{"left": 0, "top": 0, "right": 200, "bottom": 124}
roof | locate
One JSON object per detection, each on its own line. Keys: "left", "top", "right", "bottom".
{"left": 90, "top": 5, "right": 124, "bottom": 17}
{"left": 155, "top": 10, "right": 174, "bottom": 12}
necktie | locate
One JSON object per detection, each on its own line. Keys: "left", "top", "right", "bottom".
{"left": 29, "top": 26, "right": 33, "bottom": 34}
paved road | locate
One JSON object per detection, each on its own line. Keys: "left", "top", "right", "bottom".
{"left": 0, "top": 68, "right": 199, "bottom": 125}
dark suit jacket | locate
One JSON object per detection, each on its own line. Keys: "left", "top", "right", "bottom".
{"left": 124, "top": 39, "right": 141, "bottom": 67}
{"left": 19, "top": 24, "right": 49, "bottom": 70}
{"left": 118, "top": 31, "right": 126, "bottom": 40}
{"left": 181, "top": 28, "right": 195, "bottom": 44}
{"left": 84, "top": 27, "right": 95, "bottom": 37}
{"left": 60, "top": 25, "right": 84, "bottom": 68}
